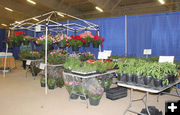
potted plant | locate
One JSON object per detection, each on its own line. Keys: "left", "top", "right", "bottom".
{"left": 88, "top": 87, "right": 104, "bottom": 106}
{"left": 79, "top": 31, "right": 94, "bottom": 47}
{"left": 40, "top": 77, "right": 45, "bottom": 87}
{"left": 64, "top": 57, "right": 81, "bottom": 72}
{"left": 79, "top": 52, "right": 95, "bottom": 61}
{"left": 28, "top": 51, "right": 41, "bottom": 60}
{"left": 56, "top": 77, "right": 64, "bottom": 88}
{"left": 48, "top": 77, "right": 56, "bottom": 90}
{"left": 79, "top": 87, "right": 89, "bottom": 100}
{"left": 35, "top": 35, "right": 53, "bottom": 50}
{"left": 19, "top": 50, "right": 31, "bottom": 69}
{"left": 55, "top": 34, "right": 71, "bottom": 48}
{"left": 47, "top": 50, "right": 67, "bottom": 65}
{"left": 23, "top": 36, "right": 32, "bottom": 45}
{"left": 68, "top": 35, "right": 85, "bottom": 51}
{"left": 30, "top": 66, "right": 41, "bottom": 76}
{"left": 6, "top": 39, "right": 14, "bottom": 48}
{"left": 64, "top": 80, "right": 80, "bottom": 99}
{"left": 10, "top": 31, "right": 26, "bottom": 47}
{"left": 100, "top": 79, "right": 112, "bottom": 92}
{"left": 92, "top": 35, "right": 104, "bottom": 48}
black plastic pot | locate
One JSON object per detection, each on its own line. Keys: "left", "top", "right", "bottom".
{"left": 134, "top": 75, "right": 142, "bottom": 85}
{"left": 41, "top": 82, "right": 45, "bottom": 87}
{"left": 80, "top": 95, "right": 89, "bottom": 100}
{"left": 83, "top": 42, "right": 90, "bottom": 47}
{"left": 89, "top": 97, "right": 101, "bottom": 106}
{"left": 22, "top": 60, "right": 26, "bottom": 69}
{"left": 126, "top": 74, "right": 134, "bottom": 83}
{"left": 23, "top": 41, "right": 30, "bottom": 45}
{"left": 153, "top": 78, "right": 162, "bottom": 88}
{"left": 92, "top": 42, "right": 99, "bottom": 48}
{"left": 58, "top": 42, "right": 66, "bottom": 48}
{"left": 48, "top": 85, "right": 55, "bottom": 90}
{"left": 72, "top": 46, "right": 79, "bottom": 51}
{"left": 143, "top": 76, "right": 152, "bottom": 86}
{"left": 70, "top": 93, "right": 79, "bottom": 99}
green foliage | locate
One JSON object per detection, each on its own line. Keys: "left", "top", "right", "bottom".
{"left": 48, "top": 78, "right": 56, "bottom": 86}
{"left": 64, "top": 57, "right": 81, "bottom": 70}
{"left": 40, "top": 77, "right": 45, "bottom": 83}
{"left": 56, "top": 77, "right": 64, "bottom": 88}
{"left": 47, "top": 50, "right": 67, "bottom": 64}
{"left": 69, "top": 39, "right": 83, "bottom": 48}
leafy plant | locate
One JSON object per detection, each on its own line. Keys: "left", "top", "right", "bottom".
{"left": 88, "top": 87, "right": 104, "bottom": 99}
{"left": 48, "top": 78, "right": 56, "bottom": 86}
{"left": 56, "top": 77, "right": 64, "bottom": 88}
{"left": 47, "top": 50, "right": 67, "bottom": 64}
{"left": 79, "top": 31, "right": 94, "bottom": 43}
{"left": 40, "top": 77, "right": 45, "bottom": 84}
{"left": 79, "top": 52, "right": 95, "bottom": 61}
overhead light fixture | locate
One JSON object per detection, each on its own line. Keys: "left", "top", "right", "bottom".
{"left": 158, "top": 0, "right": 165, "bottom": 4}
{"left": 57, "top": 12, "right": 64, "bottom": 17}
{"left": 4, "top": 7, "right": 13, "bottom": 12}
{"left": 33, "top": 18, "right": 39, "bottom": 21}
{"left": 95, "top": 6, "right": 103, "bottom": 12}
{"left": 1, "top": 24, "right": 7, "bottom": 27}
{"left": 27, "top": 0, "right": 36, "bottom": 5}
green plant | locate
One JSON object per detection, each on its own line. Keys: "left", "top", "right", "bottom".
{"left": 54, "top": 33, "right": 71, "bottom": 44}
{"left": 88, "top": 87, "right": 104, "bottom": 99}
{"left": 40, "top": 77, "right": 45, "bottom": 84}
{"left": 35, "top": 35, "right": 53, "bottom": 45}
{"left": 64, "top": 57, "right": 81, "bottom": 70}
{"left": 19, "top": 50, "right": 31, "bottom": 60}
{"left": 175, "top": 62, "right": 180, "bottom": 70}
{"left": 47, "top": 50, "right": 67, "bottom": 64}
{"left": 79, "top": 52, "right": 95, "bottom": 61}
{"left": 79, "top": 31, "right": 94, "bottom": 43}
{"left": 48, "top": 78, "right": 56, "bottom": 86}
{"left": 56, "top": 77, "right": 64, "bottom": 88}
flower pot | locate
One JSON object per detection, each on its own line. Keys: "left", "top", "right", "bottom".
{"left": 72, "top": 46, "right": 79, "bottom": 51}
{"left": 166, "top": 75, "right": 175, "bottom": 84}
{"left": 89, "top": 97, "right": 101, "bottom": 106}
{"left": 23, "top": 41, "right": 30, "bottom": 45}
{"left": 41, "top": 82, "right": 45, "bottom": 87}
{"left": 70, "top": 93, "right": 79, "bottom": 99}
{"left": 58, "top": 42, "right": 66, "bottom": 48}
{"left": 48, "top": 85, "right": 55, "bottom": 90}
{"left": 143, "top": 76, "right": 152, "bottom": 86}
{"left": 134, "top": 75, "right": 142, "bottom": 85}
{"left": 32, "top": 72, "right": 37, "bottom": 76}
{"left": 126, "top": 74, "right": 134, "bottom": 83}
{"left": 153, "top": 78, "right": 162, "bottom": 88}
{"left": 22, "top": 60, "right": 26, "bottom": 69}
{"left": 92, "top": 42, "right": 99, "bottom": 48}
{"left": 80, "top": 95, "right": 89, "bottom": 100}
{"left": 83, "top": 42, "right": 90, "bottom": 47}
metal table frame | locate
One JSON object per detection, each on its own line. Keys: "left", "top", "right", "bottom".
{"left": 63, "top": 70, "right": 116, "bottom": 108}
{"left": 117, "top": 80, "right": 180, "bottom": 115}
{"left": 24, "top": 59, "right": 43, "bottom": 79}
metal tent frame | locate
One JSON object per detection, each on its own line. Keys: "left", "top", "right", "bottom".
{"left": 4, "top": 11, "right": 100, "bottom": 94}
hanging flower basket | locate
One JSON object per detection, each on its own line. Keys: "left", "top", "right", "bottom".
{"left": 72, "top": 46, "right": 79, "bottom": 51}
{"left": 92, "top": 42, "right": 99, "bottom": 48}
{"left": 58, "top": 41, "right": 66, "bottom": 48}
{"left": 83, "top": 42, "right": 90, "bottom": 47}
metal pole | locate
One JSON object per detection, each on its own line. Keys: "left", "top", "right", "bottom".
{"left": 3, "top": 27, "right": 11, "bottom": 78}
{"left": 45, "top": 19, "right": 48, "bottom": 94}
{"left": 97, "top": 27, "right": 101, "bottom": 52}
{"left": 125, "top": 15, "right": 127, "bottom": 57}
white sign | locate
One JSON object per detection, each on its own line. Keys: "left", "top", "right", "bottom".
{"left": 26, "top": 60, "right": 31, "bottom": 65}
{"left": 39, "top": 63, "right": 45, "bottom": 70}
{"left": 104, "top": 50, "right": 112, "bottom": 57}
{"left": 35, "top": 25, "right": 41, "bottom": 32}
{"left": 98, "top": 52, "right": 108, "bottom": 59}
{"left": 143, "top": 49, "right": 152, "bottom": 55}
{"left": 159, "top": 56, "right": 174, "bottom": 64}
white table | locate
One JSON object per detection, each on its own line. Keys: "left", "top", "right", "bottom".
{"left": 117, "top": 79, "right": 180, "bottom": 115}
{"left": 63, "top": 70, "right": 116, "bottom": 108}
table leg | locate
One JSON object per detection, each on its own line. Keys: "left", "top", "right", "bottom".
{"left": 123, "top": 88, "right": 133, "bottom": 115}
{"left": 145, "top": 92, "right": 150, "bottom": 115}
{"left": 69, "top": 75, "right": 75, "bottom": 101}
{"left": 82, "top": 79, "right": 88, "bottom": 108}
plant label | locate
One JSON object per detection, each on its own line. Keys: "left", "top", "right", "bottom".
{"left": 104, "top": 50, "right": 112, "bottom": 57}
{"left": 98, "top": 52, "right": 108, "bottom": 59}
{"left": 39, "top": 63, "right": 45, "bottom": 70}
{"left": 159, "top": 56, "right": 174, "bottom": 64}
{"left": 143, "top": 49, "right": 152, "bottom": 55}
{"left": 26, "top": 60, "right": 31, "bottom": 65}
{"left": 35, "top": 25, "right": 41, "bottom": 32}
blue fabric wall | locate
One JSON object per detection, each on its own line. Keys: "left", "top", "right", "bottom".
{"left": 0, "top": 29, "right": 6, "bottom": 52}
{"left": 0, "top": 11, "right": 180, "bottom": 61}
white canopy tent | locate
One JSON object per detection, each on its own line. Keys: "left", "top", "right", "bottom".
{"left": 4, "top": 11, "right": 100, "bottom": 94}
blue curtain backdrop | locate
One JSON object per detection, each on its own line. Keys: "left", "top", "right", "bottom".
{"left": 0, "top": 11, "right": 180, "bottom": 61}
{"left": 0, "top": 29, "right": 6, "bottom": 52}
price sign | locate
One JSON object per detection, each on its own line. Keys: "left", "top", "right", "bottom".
{"left": 104, "top": 50, "right": 112, "bottom": 57}
{"left": 159, "top": 56, "right": 174, "bottom": 64}
{"left": 39, "top": 63, "right": 45, "bottom": 70}
{"left": 35, "top": 25, "right": 41, "bottom": 32}
{"left": 98, "top": 52, "right": 108, "bottom": 59}
{"left": 26, "top": 60, "right": 31, "bottom": 65}
{"left": 143, "top": 49, "right": 152, "bottom": 55}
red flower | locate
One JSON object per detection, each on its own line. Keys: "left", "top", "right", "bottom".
{"left": 101, "top": 44, "right": 103, "bottom": 47}
{"left": 102, "top": 38, "right": 105, "bottom": 42}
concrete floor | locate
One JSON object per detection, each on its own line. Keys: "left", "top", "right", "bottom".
{"left": 0, "top": 60, "right": 179, "bottom": 115}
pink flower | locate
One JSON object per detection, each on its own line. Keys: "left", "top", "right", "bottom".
{"left": 60, "top": 34, "right": 64, "bottom": 40}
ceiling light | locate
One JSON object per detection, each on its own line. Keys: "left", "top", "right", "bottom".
{"left": 4, "top": 7, "right": 13, "bottom": 12}
{"left": 158, "top": 0, "right": 165, "bottom": 4}
{"left": 57, "top": 12, "right": 64, "bottom": 17}
{"left": 33, "top": 18, "right": 39, "bottom": 21}
{"left": 27, "top": 0, "right": 36, "bottom": 5}
{"left": 95, "top": 6, "right": 103, "bottom": 12}
{"left": 1, "top": 24, "right": 7, "bottom": 27}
